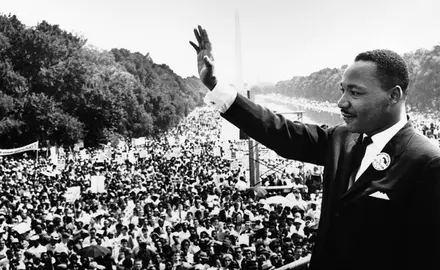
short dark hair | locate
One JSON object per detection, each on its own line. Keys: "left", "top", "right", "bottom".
{"left": 354, "top": 49, "right": 409, "bottom": 95}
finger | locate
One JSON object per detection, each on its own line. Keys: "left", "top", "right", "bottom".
{"left": 198, "top": 25, "right": 207, "bottom": 49}
{"left": 189, "top": 41, "right": 200, "bottom": 53}
{"left": 202, "top": 29, "right": 212, "bottom": 52}
{"left": 194, "top": 28, "right": 202, "bottom": 45}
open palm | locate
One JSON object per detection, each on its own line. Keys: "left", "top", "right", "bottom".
{"left": 189, "top": 25, "right": 217, "bottom": 90}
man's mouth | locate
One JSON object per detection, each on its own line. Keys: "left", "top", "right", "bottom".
{"left": 341, "top": 111, "right": 356, "bottom": 120}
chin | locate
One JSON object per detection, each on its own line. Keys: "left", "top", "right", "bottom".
{"left": 345, "top": 123, "right": 362, "bottom": 134}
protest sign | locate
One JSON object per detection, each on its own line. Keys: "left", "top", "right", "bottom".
{"left": 0, "top": 141, "right": 39, "bottom": 156}
{"left": 223, "top": 149, "right": 232, "bottom": 160}
{"left": 231, "top": 150, "right": 237, "bottom": 160}
{"left": 128, "top": 151, "right": 136, "bottom": 164}
{"left": 139, "top": 149, "right": 149, "bottom": 159}
{"left": 90, "top": 176, "right": 106, "bottom": 193}
{"left": 64, "top": 186, "right": 81, "bottom": 203}
{"left": 230, "top": 161, "right": 239, "bottom": 171}
{"left": 50, "top": 147, "right": 58, "bottom": 165}
{"left": 213, "top": 146, "right": 221, "bottom": 157}
{"left": 238, "top": 234, "right": 250, "bottom": 246}
{"left": 133, "top": 137, "right": 146, "bottom": 147}
{"left": 57, "top": 159, "right": 66, "bottom": 171}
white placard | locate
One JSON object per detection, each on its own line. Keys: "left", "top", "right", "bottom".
{"left": 65, "top": 186, "right": 81, "bottom": 203}
{"left": 90, "top": 176, "right": 106, "bottom": 193}
{"left": 167, "top": 137, "right": 176, "bottom": 145}
{"left": 213, "top": 147, "right": 221, "bottom": 157}
{"left": 57, "top": 159, "right": 66, "bottom": 171}
{"left": 50, "top": 147, "right": 58, "bottom": 165}
{"left": 139, "top": 149, "right": 149, "bottom": 158}
{"left": 230, "top": 161, "right": 239, "bottom": 171}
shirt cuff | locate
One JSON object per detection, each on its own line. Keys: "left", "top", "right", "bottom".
{"left": 203, "top": 82, "right": 238, "bottom": 113}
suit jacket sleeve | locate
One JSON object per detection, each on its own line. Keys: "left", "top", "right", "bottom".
{"left": 221, "top": 94, "right": 331, "bottom": 166}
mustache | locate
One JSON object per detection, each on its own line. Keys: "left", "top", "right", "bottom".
{"left": 340, "top": 109, "right": 354, "bottom": 115}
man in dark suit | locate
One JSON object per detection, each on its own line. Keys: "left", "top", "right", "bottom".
{"left": 189, "top": 25, "right": 440, "bottom": 270}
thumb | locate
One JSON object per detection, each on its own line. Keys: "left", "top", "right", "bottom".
{"left": 203, "top": 55, "right": 213, "bottom": 68}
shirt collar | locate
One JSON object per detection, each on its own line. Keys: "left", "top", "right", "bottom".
{"left": 369, "top": 114, "right": 408, "bottom": 151}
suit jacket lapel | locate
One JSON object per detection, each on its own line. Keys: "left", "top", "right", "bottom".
{"left": 334, "top": 133, "right": 361, "bottom": 200}
{"left": 340, "top": 122, "right": 415, "bottom": 202}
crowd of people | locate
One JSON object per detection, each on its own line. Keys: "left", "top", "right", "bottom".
{"left": 0, "top": 107, "right": 321, "bottom": 270}
{"left": 2, "top": 98, "right": 439, "bottom": 270}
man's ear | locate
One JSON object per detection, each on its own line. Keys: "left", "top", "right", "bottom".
{"left": 389, "top": 86, "right": 403, "bottom": 105}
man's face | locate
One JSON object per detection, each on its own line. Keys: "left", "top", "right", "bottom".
{"left": 339, "top": 61, "right": 392, "bottom": 135}
{"left": 235, "top": 248, "right": 243, "bottom": 258}
{"left": 134, "top": 261, "right": 142, "bottom": 270}
{"left": 244, "top": 250, "right": 252, "bottom": 260}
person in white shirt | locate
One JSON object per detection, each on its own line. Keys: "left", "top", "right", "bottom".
{"left": 82, "top": 227, "right": 98, "bottom": 247}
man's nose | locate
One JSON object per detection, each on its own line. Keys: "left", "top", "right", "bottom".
{"left": 337, "top": 92, "right": 349, "bottom": 109}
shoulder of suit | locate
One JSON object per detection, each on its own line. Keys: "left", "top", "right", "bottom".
{"left": 407, "top": 132, "right": 440, "bottom": 157}
{"left": 326, "top": 123, "right": 352, "bottom": 139}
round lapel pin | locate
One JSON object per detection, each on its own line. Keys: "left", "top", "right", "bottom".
{"left": 372, "top": 152, "right": 391, "bottom": 171}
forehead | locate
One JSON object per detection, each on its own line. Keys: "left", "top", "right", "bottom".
{"left": 341, "top": 61, "right": 381, "bottom": 89}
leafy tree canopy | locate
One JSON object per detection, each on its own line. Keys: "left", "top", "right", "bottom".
{"left": 0, "top": 14, "right": 207, "bottom": 148}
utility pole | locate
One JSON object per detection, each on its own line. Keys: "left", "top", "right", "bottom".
{"left": 247, "top": 90, "right": 260, "bottom": 187}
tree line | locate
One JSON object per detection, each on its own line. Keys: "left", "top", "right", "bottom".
{"left": 0, "top": 14, "right": 207, "bottom": 148}
{"left": 251, "top": 46, "right": 440, "bottom": 116}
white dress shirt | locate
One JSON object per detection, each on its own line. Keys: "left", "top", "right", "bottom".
{"left": 204, "top": 82, "right": 237, "bottom": 113}
{"left": 355, "top": 115, "right": 407, "bottom": 181}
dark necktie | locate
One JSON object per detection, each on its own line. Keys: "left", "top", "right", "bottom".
{"left": 347, "top": 135, "right": 373, "bottom": 190}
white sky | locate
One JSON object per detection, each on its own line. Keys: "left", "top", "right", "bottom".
{"left": 2, "top": 0, "right": 440, "bottom": 85}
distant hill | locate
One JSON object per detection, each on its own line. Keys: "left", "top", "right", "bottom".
{"left": 251, "top": 46, "right": 440, "bottom": 115}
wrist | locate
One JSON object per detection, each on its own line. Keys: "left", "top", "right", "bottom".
{"left": 205, "top": 76, "right": 218, "bottom": 91}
